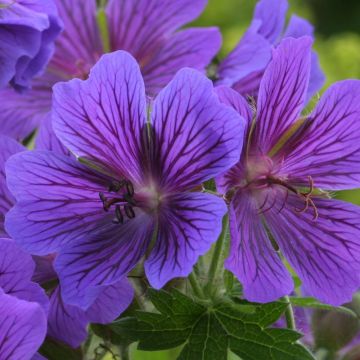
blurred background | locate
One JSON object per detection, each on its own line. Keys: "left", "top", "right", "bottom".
{"left": 131, "top": 0, "right": 360, "bottom": 358}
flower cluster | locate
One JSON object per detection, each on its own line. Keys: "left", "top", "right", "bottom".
{"left": 0, "top": 0, "right": 360, "bottom": 358}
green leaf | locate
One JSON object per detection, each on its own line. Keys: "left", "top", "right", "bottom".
{"left": 38, "top": 338, "right": 82, "bottom": 360}
{"left": 289, "top": 297, "right": 358, "bottom": 318}
{"left": 111, "top": 289, "right": 315, "bottom": 360}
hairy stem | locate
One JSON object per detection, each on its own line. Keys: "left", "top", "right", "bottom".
{"left": 283, "top": 296, "right": 296, "bottom": 330}
{"left": 188, "top": 272, "right": 205, "bottom": 299}
{"left": 205, "top": 214, "right": 229, "bottom": 296}
{"left": 119, "top": 345, "right": 130, "bottom": 360}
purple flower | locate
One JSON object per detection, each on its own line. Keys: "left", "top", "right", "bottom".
{"left": 0, "top": 238, "right": 48, "bottom": 359}
{"left": 217, "top": 0, "right": 325, "bottom": 100}
{"left": 0, "top": 135, "right": 25, "bottom": 237}
{"left": 0, "top": 0, "right": 221, "bottom": 140}
{"left": 216, "top": 36, "right": 360, "bottom": 306}
{"left": 0, "top": 0, "right": 62, "bottom": 91}
{"left": 5, "top": 50, "right": 244, "bottom": 309}
{"left": 32, "top": 254, "right": 134, "bottom": 348}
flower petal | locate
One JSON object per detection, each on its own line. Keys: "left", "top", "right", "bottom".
{"left": 85, "top": 278, "right": 134, "bottom": 324}
{"left": 217, "top": 21, "right": 271, "bottom": 89}
{"left": 254, "top": 36, "right": 312, "bottom": 153}
{"left": 283, "top": 15, "right": 325, "bottom": 102}
{"left": 253, "top": 0, "right": 288, "bottom": 43}
{"left": 0, "top": 292, "right": 47, "bottom": 360}
{"left": 0, "top": 73, "right": 58, "bottom": 140}
{"left": 35, "top": 113, "right": 69, "bottom": 156}
{"left": 265, "top": 194, "right": 360, "bottom": 305}
{"left": 145, "top": 192, "right": 227, "bottom": 289}
{"left": 47, "top": 286, "right": 88, "bottom": 348}
{"left": 151, "top": 68, "right": 244, "bottom": 192}
{"left": 106, "top": 0, "right": 207, "bottom": 60}
{"left": 143, "top": 27, "right": 221, "bottom": 96}
{"left": 55, "top": 213, "right": 154, "bottom": 309}
{"left": 53, "top": 51, "right": 147, "bottom": 185}
{"left": 225, "top": 190, "right": 293, "bottom": 302}
{"left": 5, "top": 150, "right": 109, "bottom": 255}
{"left": 281, "top": 80, "right": 360, "bottom": 190}
{"left": 51, "top": 0, "right": 102, "bottom": 77}
{"left": 0, "top": 136, "right": 24, "bottom": 236}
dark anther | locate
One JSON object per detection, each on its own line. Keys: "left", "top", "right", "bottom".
{"left": 126, "top": 181, "right": 135, "bottom": 196}
{"left": 112, "top": 205, "right": 124, "bottom": 224}
{"left": 124, "top": 204, "right": 135, "bottom": 219}
{"left": 99, "top": 192, "right": 109, "bottom": 211}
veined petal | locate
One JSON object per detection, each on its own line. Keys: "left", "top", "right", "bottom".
{"left": 85, "top": 278, "right": 134, "bottom": 324}
{"left": 0, "top": 292, "right": 47, "bottom": 360}
{"left": 265, "top": 194, "right": 360, "bottom": 305}
{"left": 35, "top": 114, "right": 69, "bottom": 156}
{"left": 51, "top": 0, "right": 102, "bottom": 77}
{"left": 0, "top": 73, "right": 57, "bottom": 140}
{"left": 217, "top": 21, "right": 271, "bottom": 88}
{"left": 53, "top": 51, "right": 147, "bottom": 185}
{"left": 106, "top": 0, "right": 207, "bottom": 61}
{"left": 145, "top": 192, "right": 227, "bottom": 289}
{"left": 253, "top": 0, "right": 288, "bottom": 43}
{"left": 143, "top": 27, "right": 221, "bottom": 96}
{"left": 281, "top": 80, "right": 360, "bottom": 190}
{"left": 0, "top": 136, "right": 25, "bottom": 236}
{"left": 151, "top": 68, "right": 244, "bottom": 192}
{"left": 5, "top": 150, "right": 109, "bottom": 255}
{"left": 225, "top": 190, "right": 293, "bottom": 302}
{"left": 254, "top": 36, "right": 312, "bottom": 153}
{"left": 283, "top": 15, "right": 325, "bottom": 102}
{"left": 47, "top": 286, "right": 88, "bottom": 348}
{"left": 55, "top": 213, "right": 154, "bottom": 309}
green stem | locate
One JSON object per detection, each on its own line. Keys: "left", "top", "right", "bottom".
{"left": 96, "top": 4, "right": 111, "bottom": 53}
{"left": 188, "top": 272, "right": 205, "bottom": 299}
{"left": 283, "top": 296, "right": 296, "bottom": 330}
{"left": 205, "top": 214, "right": 229, "bottom": 296}
{"left": 119, "top": 345, "right": 130, "bottom": 360}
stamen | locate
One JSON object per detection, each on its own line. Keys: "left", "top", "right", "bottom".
{"left": 124, "top": 204, "right": 135, "bottom": 219}
{"left": 112, "top": 205, "right": 124, "bottom": 224}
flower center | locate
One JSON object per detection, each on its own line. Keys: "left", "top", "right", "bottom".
{"left": 99, "top": 180, "right": 137, "bottom": 224}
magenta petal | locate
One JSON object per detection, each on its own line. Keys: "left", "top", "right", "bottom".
{"left": 151, "top": 68, "right": 244, "bottom": 192}
{"left": 265, "top": 194, "right": 360, "bottom": 305}
{"left": 47, "top": 286, "right": 88, "bottom": 348}
{"left": 51, "top": 0, "right": 102, "bottom": 76}
{"left": 281, "top": 80, "right": 360, "bottom": 190}
{"left": 106, "top": 0, "right": 207, "bottom": 60}
{"left": 254, "top": 36, "right": 312, "bottom": 153}
{"left": 5, "top": 150, "right": 108, "bottom": 255}
{"left": 85, "top": 278, "right": 134, "bottom": 324}
{"left": 225, "top": 190, "right": 293, "bottom": 302}
{"left": 0, "top": 292, "right": 47, "bottom": 360}
{"left": 253, "top": 0, "right": 288, "bottom": 43}
{"left": 143, "top": 27, "right": 221, "bottom": 96}
{"left": 55, "top": 213, "right": 154, "bottom": 309}
{"left": 145, "top": 192, "right": 227, "bottom": 289}
{"left": 53, "top": 51, "right": 147, "bottom": 185}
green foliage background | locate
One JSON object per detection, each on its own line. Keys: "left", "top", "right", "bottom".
{"left": 126, "top": 0, "right": 360, "bottom": 358}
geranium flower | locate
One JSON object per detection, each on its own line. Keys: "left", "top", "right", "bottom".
{"left": 0, "top": 0, "right": 62, "bottom": 90}
{"left": 0, "top": 0, "right": 221, "bottom": 140}
{"left": 5, "top": 50, "right": 244, "bottom": 309}
{"left": 217, "top": 0, "right": 324, "bottom": 100}
{"left": 216, "top": 36, "right": 360, "bottom": 306}
{"left": 0, "top": 238, "right": 48, "bottom": 359}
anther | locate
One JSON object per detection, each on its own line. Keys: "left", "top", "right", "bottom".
{"left": 124, "top": 204, "right": 135, "bottom": 219}
{"left": 126, "top": 181, "right": 135, "bottom": 197}
{"left": 112, "top": 205, "right": 124, "bottom": 224}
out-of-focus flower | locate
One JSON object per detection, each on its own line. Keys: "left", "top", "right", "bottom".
{"left": 0, "top": 238, "right": 48, "bottom": 359}
{"left": 5, "top": 50, "right": 244, "bottom": 309}
{"left": 0, "top": 0, "right": 62, "bottom": 90}
{"left": 216, "top": 36, "right": 360, "bottom": 305}
{"left": 0, "top": 0, "right": 221, "bottom": 140}
{"left": 217, "top": 0, "right": 325, "bottom": 100}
